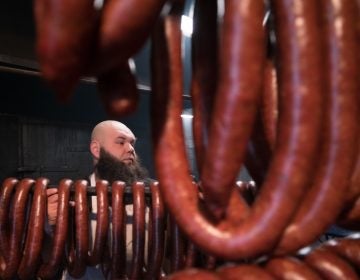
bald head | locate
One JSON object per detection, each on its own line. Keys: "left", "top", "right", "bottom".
{"left": 90, "top": 120, "right": 136, "bottom": 165}
{"left": 91, "top": 120, "right": 134, "bottom": 144}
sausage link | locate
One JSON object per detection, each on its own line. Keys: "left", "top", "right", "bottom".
{"left": 67, "top": 180, "right": 89, "bottom": 278}
{"left": 146, "top": 182, "right": 165, "bottom": 280}
{"left": 169, "top": 216, "right": 186, "bottom": 272}
{"left": 168, "top": 269, "right": 221, "bottom": 280}
{"left": 88, "top": 180, "right": 109, "bottom": 266}
{"left": 217, "top": 265, "right": 276, "bottom": 280}
{"left": 37, "top": 179, "right": 72, "bottom": 279}
{"left": 325, "top": 238, "right": 360, "bottom": 268}
{"left": 18, "top": 178, "right": 49, "bottom": 279}
{"left": 261, "top": 59, "right": 278, "bottom": 150}
{"left": 201, "top": 0, "right": 266, "bottom": 218}
{"left": 152, "top": 0, "right": 322, "bottom": 260}
{"left": 190, "top": 0, "right": 218, "bottom": 171}
{"left": 337, "top": 198, "right": 360, "bottom": 230}
{"left": 275, "top": 0, "right": 359, "bottom": 255}
{"left": 97, "top": 61, "right": 139, "bottom": 118}
{"left": 305, "top": 248, "right": 359, "bottom": 280}
{"left": 0, "top": 178, "right": 34, "bottom": 279}
{"left": 265, "top": 257, "right": 322, "bottom": 280}
{"left": 98, "top": 0, "right": 167, "bottom": 73}
{"left": 130, "top": 182, "right": 146, "bottom": 280}
{"left": 184, "top": 242, "right": 198, "bottom": 268}
{"left": 0, "top": 178, "right": 18, "bottom": 259}
{"left": 150, "top": 0, "right": 185, "bottom": 140}
{"left": 111, "top": 181, "right": 126, "bottom": 279}
{"left": 33, "top": 0, "right": 98, "bottom": 101}
{"left": 244, "top": 114, "right": 272, "bottom": 187}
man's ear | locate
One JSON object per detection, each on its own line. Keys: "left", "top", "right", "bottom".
{"left": 90, "top": 140, "right": 100, "bottom": 159}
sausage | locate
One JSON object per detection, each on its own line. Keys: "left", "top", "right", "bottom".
{"left": 244, "top": 113, "right": 272, "bottom": 187}
{"left": 343, "top": 139, "right": 360, "bottom": 207}
{"left": 18, "top": 178, "right": 49, "bottom": 279}
{"left": 337, "top": 198, "right": 360, "bottom": 230}
{"left": 200, "top": 0, "right": 266, "bottom": 218}
{"left": 185, "top": 242, "right": 198, "bottom": 268}
{"left": 275, "top": 0, "right": 359, "bottom": 255}
{"left": 325, "top": 238, "right": 360, "bottom": 268}
{"left": 37, "top": 179, "right": 72, "bottom": 279}
{"left": 67, "top": 180, "right": 89, "bottom": 278}
{"left": 111, "top": 181, "right": 126, "bottom": 279}
{"left": 217, "top": 264, "right": 276, "bottom": 280}
{"left": 97, "top": 61, "right": 139, "bottom": 118}
{"left": 33, "top": 0, "right": 98, "bottom": 101}
{"left": 0, "top": 178, "right": 18, "bottom": 259}
{"left": 261, "top": 59, "right": 278, "bottom": 150}
{"left": 0, "top": 178, "right": 34, "bottom": 279}
{"left": 150, "top": 0, "right": 185, "bottom": 140}
{"left": 88, "top": 180, "right": 109, "bottom": 266}
{"left": 168, "top": 268, "right": 221, "bottom": 280}
{"left": 146, "top": 182, "right": 165, "bottom": 280}
{"left": 265, "top": 257, "right": 322, "bottom": 280}
{"left": 97, "top": 0, "right": 167, "bottom": 73}
{"left": 305, "top": 248, "right": 359, "bottom": 280}
{"left": 152, "top": 0, "right": 322, "bottom": 260}
{"left": 190, "top": 0, "right": 218, "bottom": 171}
{"left": 169, "top": 216, "right": 186, "bottom": 272}
{"left": 130, "top": 182, "right": 145, "bottom": 280}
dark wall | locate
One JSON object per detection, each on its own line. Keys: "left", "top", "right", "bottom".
{"left": 0, "top": 70, "right": 157, "bottom": 183}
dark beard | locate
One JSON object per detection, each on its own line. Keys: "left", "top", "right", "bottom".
{"left": 95, "top": 148, "right": 149, "bottom": 185}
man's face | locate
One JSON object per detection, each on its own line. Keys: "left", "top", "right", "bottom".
{"left": 100, "top": 127, "right": 136, "bottom": 165}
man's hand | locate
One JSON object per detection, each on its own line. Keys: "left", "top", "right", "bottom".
{"left": 46, "top": 188, "right": 58, "bottom": 226}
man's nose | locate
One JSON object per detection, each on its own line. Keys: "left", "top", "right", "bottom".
{"left": 127, "top": 143, "right": 135, "bottom": 153}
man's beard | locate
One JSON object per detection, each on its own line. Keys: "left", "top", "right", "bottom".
{"left": 95, "top": 148, "right": 148, "bottom": 185}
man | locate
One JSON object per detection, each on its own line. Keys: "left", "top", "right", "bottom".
{"left": 46, "top": 120, "right": 150, "bottom": 279}
{"left": 89, "top": 120, "right": 149, "bottom": 186}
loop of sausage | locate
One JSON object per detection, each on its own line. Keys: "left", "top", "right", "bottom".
{"left": 37, "top": 179, "right": 72, "bottom": 279}
{"left": 129, "top": 182, "right": 146, "bottom": 280}
{"left": 167, "top": 268, "right": 221, "bottom": 280}
{"left": 217, "top": 264, "right": 276, "bottom": 280}
{"left": 244, "top": 113, "right": 272, "bottom": 187}
{"left": 265, "top": 257, "right": 322, "bottom": 280}
{"left": 184, "top": 242, "right": 198, "bottom": 268}
{"left": 67, "top": 180, "right": 89, "bottom": 278}
{"left": 169, "top": 216, "right": 186, "bottom": 272}
{"left": 0, "top": 178, "right": 18, "bottom": 259}
{"left": 97, "top": 61, "right": 139, "bottom": 118}
{"left": 337, "top": 198, "right": 360, "bottom": 230}
{"left": 18, "top": 178, "right": 49, "bottom": 279}
{"left": 33, "top": 0, "right": 98, "bottom": 101}
{"left": 87, "top": 180, "right": 109, "bottom": 266}
{"left": 325, "top": 238, "right": 360, "bottom": 268}
{"left": 152, "top": 0, "right": 322, "bottom": 260}
{"left": 98, "top": 0, "right": 167, "bottom": 73}
{"left": 200, "top": 0, "right": 266, "bottom": 218}
{"left": 146, "top": 182, "right": 165, "bottom": 279}
{"left": 305, "top": 248, "right": 359, "bottom": 280}
{"left": 275, "top": 0, "right": 359, "bottom": 255}
{"left": 111, "top": 181, "right": 126, "bottom": 279}
{"left": 261, "top": 60, "right": 278, "bottom": 150}
{"left": 190, "top": 0, "right": 218, "bottom": 172}
{"left": 0, "top": 178, "right": 34, "bottom": 279}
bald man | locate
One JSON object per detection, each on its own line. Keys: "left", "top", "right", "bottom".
{"left": 46, "top": 120, "right": 150, "bottom": 279}
{"left": 89, "top": 120, "right": 148, "bottom": 185}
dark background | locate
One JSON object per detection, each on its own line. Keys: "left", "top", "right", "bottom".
{"left": 0, "top": 0, "right": 250, "bottom": 184}
{"left": 0, "top": 0, "right": 195, "bottom": 184}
